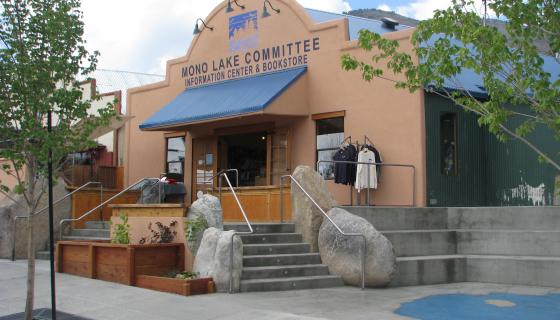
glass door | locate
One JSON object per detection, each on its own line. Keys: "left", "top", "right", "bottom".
{"left": 191, "top": 137, "right": 217, "bottom": 201}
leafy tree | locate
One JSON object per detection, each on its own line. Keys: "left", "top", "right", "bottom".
{"left": 342, "top": 0, "right": 560, "bottom": 171}
{"left": 0, "top": 0, "right": 114, "bottom": 318}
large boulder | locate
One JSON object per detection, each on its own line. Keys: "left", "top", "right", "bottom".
{"left": 318, "top": 207, "right": 396, "bottom": 287}
{"left": 193, "top": 227, "right": 243, "bottom": 292}
{"left": 186, "top": 194, "right": 224, "bottom": 256}
{"left": 291, "top": 165, "right": 337, "bottom": 252}
{"left": 187, "top": 194, "right": 223, "bottom": 230}
{"left": 0, "top": 178, "right": 71, "bottom": 259}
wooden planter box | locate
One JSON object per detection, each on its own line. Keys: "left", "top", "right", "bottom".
{"left": 55, "top": 241, "right": 184, "bottom": 285}
{"left": 135, "top": 275, "right": 215, "bottom": 296}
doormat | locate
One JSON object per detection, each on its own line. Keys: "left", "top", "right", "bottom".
{"left": 0, "top": 308, "right": 93, "bottom": 320}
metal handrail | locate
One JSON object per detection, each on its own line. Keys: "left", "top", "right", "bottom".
{"left": 203, "top": 169, "right": 239, "bottom": 202}
{"left": 59, "top": 177, "right": 160, "bottom": 239}
{"left": 201, "top": 169, "right": 249, "bottom": 293}
{"left": 280, "top": 174, "right": 366, "bottom": 289}
{"left": 317, "top": 160, "right": 416, "bottom": 207}
{"left": 11, "top": 181, "right": 103, "bottom": 261}
{"left": 222, "top": 173, "right": 253, "bottom": 293}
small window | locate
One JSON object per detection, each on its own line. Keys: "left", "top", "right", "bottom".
{"left": 166, "top": 136, "right": 185, "bottom": 182}
{"left": 316, "top": 117, "right": 344, "bottom": 179}
{"left": 440, "top": 113, "right": 458, "bottom": 176}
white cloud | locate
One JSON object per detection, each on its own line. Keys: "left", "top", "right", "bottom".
{"left": 81, "top": 0, "right": 351, "bottom": 75}
{"left": 394, "top": 0, "right": 494, "bottom": 20}
{"left": 395, "top": 0, "right": 453, "bottom": 20}
{"left": 296, "top": 0, "right": 351, "bottom": 13}
{"left": 377, "top": 4, "right": 392, "bottom": 12}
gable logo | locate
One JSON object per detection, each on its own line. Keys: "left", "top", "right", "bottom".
{"left": 229, "top": 10, "right": 258, "bottom": 53}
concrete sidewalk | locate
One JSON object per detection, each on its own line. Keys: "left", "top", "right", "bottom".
{"left": 1, "top": 260, "right": 559, "bottom": 320}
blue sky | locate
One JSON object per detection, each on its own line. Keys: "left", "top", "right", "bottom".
{"left": 80, "top": 0, "right": 457, "bottom": 75}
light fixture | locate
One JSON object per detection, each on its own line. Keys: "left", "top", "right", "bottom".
{"left": 226, "top": 0, "right": 245, "bottom": 13}
{"left": 193, "top": 18, "right": 214, "bottom": 35}
{"left": 262, "top": 0, "right": 280, "bottom": 18}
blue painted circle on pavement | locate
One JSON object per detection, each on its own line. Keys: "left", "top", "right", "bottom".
{"left": 395, "top": 292, "right": 560, "bottom": 320}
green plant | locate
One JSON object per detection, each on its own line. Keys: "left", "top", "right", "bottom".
{"left": 164, "top": 270, "right": 199, "bottom": 280}
{"left": 184, "top": 216, "right": 208, "bottom": 242}
{"left": 110, "top": 213, "right": 130, "bottom": 244}
{"left": 139, "top": 220, "right": 178, "bottom": 244}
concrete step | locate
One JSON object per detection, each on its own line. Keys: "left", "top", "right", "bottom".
{"left": 243, "top": 243, "right": 311, "bottom": 256}
{"left": 61, "top": 236, "right": 110, "bottom": 241}
{"left": 342, "top": 206, "right": 448, "bottom": 231}
{"left": 390, "top": 255, "right": 466, "bottom": 287}
{"left": 383, "top": 230, "right": 457, "bottom": 257}
{"left": 36, "top": 251, "right": 51, "bottom": 260}
{"left": 225, "top": 223, "right": 295, "bottom": 234}
{"left": 240, "top": 275, "right": 344, "bottom": 292}
{"left": 466, "top": 255, "right": 560, "bottom": 288}
{"left": 84, "top": 221, "right": 110, "bottom": 230}
{"left": 457, "top": 230, "right": 560, "bottom": 257}
{"left": 70, "top": 229, "right": 110, "bottom": 238}
{"left": 243, "top": 253, "right": 323, "bottom": 267}
{"left": 448, "top": 207, "right": 560, "bottom": 230}
{"left": 242, "top": 264, "right": 329, "bottom": 280}
{"left": 240, "top": 233, "right": 303, "bottom": 244}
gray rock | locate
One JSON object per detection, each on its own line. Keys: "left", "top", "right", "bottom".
{"left": 318, "top": 207, "right": 396, "bottom": 287}
{"left": 0, "top": 178, "right": 71, "bottom": 259}
{"left": 192, "top": 228, "right": 220, "bottom": 276}
{"left": 193, "top": 227, "right": 243, "bottom": 292}
{"left": 291, "top": 166, "right": 337, "bottom": 252}
{"left": 187, "top": 194, "right": 223, "bottom": 230}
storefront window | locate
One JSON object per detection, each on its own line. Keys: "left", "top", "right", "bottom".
{"left": 166, "top": 136, "right": 185, "bottom": 182}
{"left": 218, "top": 132, "right": 267, "bottom": 187}
{"left": 316, "top": 117, "right": 344, "bottom": 179}
{"left": 440, "top": 113, "right": 458, "bottom": 176}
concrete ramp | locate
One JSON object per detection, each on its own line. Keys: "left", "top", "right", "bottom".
{"left": 342, "top": 206, "right": 560, "bottom": 288}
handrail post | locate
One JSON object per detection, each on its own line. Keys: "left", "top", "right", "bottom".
{"left": 279, "top": 177, "right": 284, "bottom": 223}
{"left": 99, "top": 184, "right": 104, "bottom": 220}
{"left": 367, "top": 163, "right": 371, "bottom": 206}
{"left": 219, "top": 175, "right": 222, "bottom": 203}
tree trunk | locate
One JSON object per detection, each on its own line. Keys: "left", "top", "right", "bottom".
{"left": 24, "top": 212, "right": 35, "bottom": 320}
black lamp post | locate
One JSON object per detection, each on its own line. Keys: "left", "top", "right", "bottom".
{"left": 47, "top": 110, "right": 57, "bottom": 320}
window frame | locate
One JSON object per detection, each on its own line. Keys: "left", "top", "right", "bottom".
{"left": 440, "top": 112, "right": 458, "bottom": 176}
{"left": 314, "top": 115, "right": 345, "bottom": 180}
{"left": 165, "top": 136, "right": 186, "bottom": 182}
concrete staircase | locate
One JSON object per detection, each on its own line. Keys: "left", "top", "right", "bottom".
{"left": 36, "top": 221, "right": 110, "bottom": 260}
{"left": 344, "top": 206, "right": 560, "bottom": 288}
{"left": 225, "top": 223, "right": 344, "bottom": 292}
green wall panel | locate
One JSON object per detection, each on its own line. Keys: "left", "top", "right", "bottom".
{"left": 425, "top": 94, "right": 559, "bottom": 207}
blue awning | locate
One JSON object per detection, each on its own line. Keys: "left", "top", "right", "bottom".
{"left": 140, "top": 67, "right": 307, "bottom": 130}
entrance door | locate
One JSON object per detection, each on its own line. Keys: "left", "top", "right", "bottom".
{"left": 191, "top": 137, "right": 217, "bottom": 202}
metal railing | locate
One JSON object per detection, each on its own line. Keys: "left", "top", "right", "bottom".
{"left": 203, "top": 169, "right": 251, "bottom": 293}
{"left": 205, "top": 169, "right": 239, "bottom": 202}
{"left": 317, "top": 160, "right": 416, "bottom": 207}
{"left": 280, "top": 175, "right": 366, "bottom": 289}
{"left": 11, "top": 181, "right": 103, "bottom": 261}
{"left": 59, "top": 177, "right": 160, "bottom": 239}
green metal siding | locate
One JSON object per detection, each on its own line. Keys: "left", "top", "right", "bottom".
{"left": 425, "top": 93, "right": 559, "bottom": 207}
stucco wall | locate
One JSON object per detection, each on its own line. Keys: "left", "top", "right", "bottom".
{"left": 125, "top": 0, "right": 426, "bottom": 207}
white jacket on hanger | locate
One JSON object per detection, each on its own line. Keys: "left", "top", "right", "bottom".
{"left": 355, "top": 148, "right": 377, "bottom": 191}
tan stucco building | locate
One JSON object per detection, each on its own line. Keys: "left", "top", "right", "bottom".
{"left": 124, "top": 0, "right": 560, "bottom": 213}
{"left": 125, "top": 0, "right": 423, "bottom": 213}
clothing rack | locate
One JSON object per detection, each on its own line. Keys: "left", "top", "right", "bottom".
{"left": 336, "top": 135, "right": 378, "bottom": 206}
